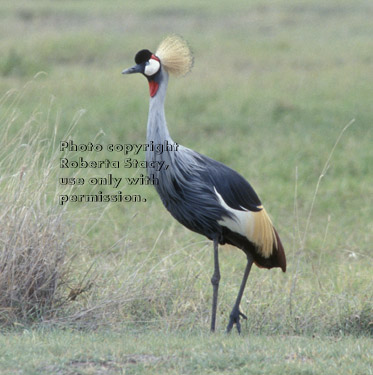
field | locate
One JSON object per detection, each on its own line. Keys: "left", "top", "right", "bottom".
{"left": 0, "top": 0, "right": 372, "bottom": 374}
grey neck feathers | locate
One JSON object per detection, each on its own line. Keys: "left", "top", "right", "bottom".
{"left": 145, "top": 68, "right": 204, "bottom": 203}
{"left": 146, "top": 69, "right": 172, "bottom": 146}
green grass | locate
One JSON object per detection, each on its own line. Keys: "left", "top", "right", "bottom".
{"left": 0, "top": 329, "right": 372, "bottom": 374}
{"left": 0, "top": 0, "right": 372, "bottom": 373}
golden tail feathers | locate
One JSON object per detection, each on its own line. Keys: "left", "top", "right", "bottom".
{"left": 251, "top": 206, "right": 277, "bottom": 258}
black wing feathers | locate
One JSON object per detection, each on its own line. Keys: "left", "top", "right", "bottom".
{"left": 195, "top": 152, "right": 262, "bottom": 212}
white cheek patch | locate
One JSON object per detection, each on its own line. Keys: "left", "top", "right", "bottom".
{"left": 144, "top": 58, "right": 160, "bottom": 76}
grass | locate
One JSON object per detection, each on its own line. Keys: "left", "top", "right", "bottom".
{"left": 1, "top": 330, "right": 372, "bottom": 375}
{"left": 0, "top": 0, "right": 372, "bottom": 373}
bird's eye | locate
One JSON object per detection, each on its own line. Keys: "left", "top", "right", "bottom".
{"left": 144, "top": 58, "right": 160, "bottom": 76}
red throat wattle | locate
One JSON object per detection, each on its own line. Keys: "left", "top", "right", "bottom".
{"left": 149, "top": 81, "right": 159, "bottom": 97}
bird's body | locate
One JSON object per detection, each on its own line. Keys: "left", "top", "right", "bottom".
{"left": 123, "top": 36, "right": 286, "bottom": 333}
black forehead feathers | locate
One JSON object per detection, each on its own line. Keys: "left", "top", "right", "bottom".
{"left": 135, "top": 49, "right": 153, "bottom": 64}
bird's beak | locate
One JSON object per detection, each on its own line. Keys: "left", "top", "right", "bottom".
{"left": 122, "top": 64, "right": 143, "bottom": 75}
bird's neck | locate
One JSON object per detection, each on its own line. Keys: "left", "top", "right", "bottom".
{"left": 146, "top": 69, "right": 172, "bottom": 145}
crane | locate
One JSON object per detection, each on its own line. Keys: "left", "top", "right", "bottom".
{"left": 122, "top": 36, "right": 286, "bottom": 333}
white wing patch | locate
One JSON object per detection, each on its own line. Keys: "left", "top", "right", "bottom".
{"left": 214, "top": 188, "right": 255, "bottom": 239}
{"left": 214, "top": 187, "right": 276, "bottom": 258}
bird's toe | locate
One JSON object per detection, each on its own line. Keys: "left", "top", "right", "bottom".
{"left": 239, "top": 311, "right": 247, "bottom": 320}
{"left": 226, "top": 307, "right": 246, "bottom": 334}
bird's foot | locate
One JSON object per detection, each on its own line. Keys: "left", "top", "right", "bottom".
{"left": 226, "top": 307, "right": 247, "bottom": 334}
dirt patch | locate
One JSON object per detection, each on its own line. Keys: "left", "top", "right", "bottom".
{"left": 122, "top": 354, "right": 164, "bottom": 364}
{"left": 40, "top": 354, "right": 166, "bottom": 374}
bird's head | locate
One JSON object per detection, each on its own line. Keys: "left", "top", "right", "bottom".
{"left": 122, "top": 35, "right": 193, "bottom": 97}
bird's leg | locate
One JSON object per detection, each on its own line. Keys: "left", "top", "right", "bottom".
{"left": 210, "top": 237, "right": 220, "bottom": 332}
{"left": 226, "top": 254, "right": 254, "bottom": 334}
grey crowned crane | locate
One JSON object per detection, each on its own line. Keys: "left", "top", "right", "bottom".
{"left": 122, "top": 36, "right": 286, "bottom": 333}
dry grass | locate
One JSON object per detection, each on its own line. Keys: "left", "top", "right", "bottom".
{"left": 0, "top": 206, "right": 68, "bottom": 324}
{"left": 0, "top": 84, "right": 81, "bottom": 325}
